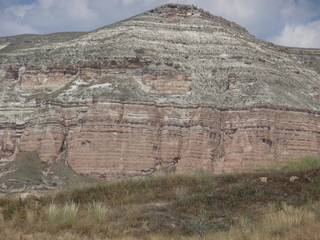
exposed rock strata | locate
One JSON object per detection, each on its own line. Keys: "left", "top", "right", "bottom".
{"left": 0, "top": 99, "right": 318, "bottom": 178}
{"left": 0, "top": 4, "right": 319, "bottom": 179}
{"left": 0, "top": 4, "right": 320, "bottom": 108}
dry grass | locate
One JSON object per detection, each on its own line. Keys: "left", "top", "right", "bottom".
{"left": 203, "top": 202, "right": 320, "bottom": 240}
{"left": 0, "top": 157, "right": 320, "bottom": 239}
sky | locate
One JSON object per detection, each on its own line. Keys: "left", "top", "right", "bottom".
{"left": 0, "top": 0, "right": 320, "bottom": 48}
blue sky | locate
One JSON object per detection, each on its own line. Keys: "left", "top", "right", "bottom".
{"left": 0, "top": 0, "right": 319, "bottom": 48}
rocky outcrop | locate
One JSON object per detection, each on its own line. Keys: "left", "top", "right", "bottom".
{"left": 0, "top": 99, "right": 318, "bottom": 179}
{"left": 1, "top": 4, "right": 319, "bottom": 108}
{"left": 0, "top": 4, "right": 319, "bottom": 180}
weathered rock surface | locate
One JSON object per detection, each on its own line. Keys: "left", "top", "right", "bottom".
{"left": 0, "top": 99, "right": 318, "bottom": 179}
{"left": 0, "top": 4, "right": 319, "bottom": 180}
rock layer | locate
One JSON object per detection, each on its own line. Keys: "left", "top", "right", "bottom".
{"left": 1, "top": 4, "right": 320, "bottom": 108}
{"left": 0, "top": 99, "right": 318, "bottom": 178}
{"left": 0, "top": 4, "right": 319, "bottom": 178}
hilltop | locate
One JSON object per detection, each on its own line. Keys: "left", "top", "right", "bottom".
{"left": 0, "top": 3, "right": 319, "bottom": 108}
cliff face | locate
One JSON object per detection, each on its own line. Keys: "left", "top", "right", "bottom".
{"left": 67, "top": 100, "right": 320, "bottom": 177}
{"left": 0, "top": 99, "right": 318, "bottom": 179}
{"left": 0, "top": 4, "right": 319, "bottom": 181}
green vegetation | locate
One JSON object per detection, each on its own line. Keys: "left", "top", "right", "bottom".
{"left": 0, "top": 151, "right": 47, "bottom": 187}
{"left": 0, "top": 151, "right": 99, "bottom": 192}
{"left": 0, "top": 156, "right": 320, "bottom": 239}
{"left": 87, "top": 201, "right": 109, "bottom": 222}
{"left": 286, "top": 155, "right": 320, "bottom": 171}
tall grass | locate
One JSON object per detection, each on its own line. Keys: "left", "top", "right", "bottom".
{"left": 1, "top": 202, "right": 320, "bottom": 240}
{"left": 47, "top": 201, "right": 79, "bottom": 225}
{"left": 87, "top": 201, "right": 108, "bottom": 222}
{"left": 263, "top": 203, "right": 313, "bottom": 234}
{"left": 210, "top": 202, "right": 319, "bottom": 240}
{"left": 285, "top": 155, "right": 320, "bottom": 171}
{"left": 47, "top": 203, "right": 59, "bottom": 223}
{"left": 62, "top": 202, "right": 78, "bottom": 225}
{"left": 0, "top": 158, "right": 320, "bottom": 239}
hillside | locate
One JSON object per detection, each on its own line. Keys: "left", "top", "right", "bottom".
{"left": 1, "top": 158, "right": 320, "bottom": 239}
{"left": 0, "top": 4, "right": 319, "bottom": 108}
{"left": 0, "top": 4, "right": 319, "bottom": 192}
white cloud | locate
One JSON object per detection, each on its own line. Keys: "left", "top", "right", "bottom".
{"left": 0, "top": 2, "right": 37, "bottom": 36}
{"left": 0, "top": 19, "right": 38, "bottom": 37}
{"left": 4, "top": 4, "right": 33, "bottom": 19}
{"left": 30, "top": 0, "right": 98, "bottom": 29}
{"left": 55, "top": 0, "right": 95, "bottom": 20}
{"left": 271, "top": 20, "right": 320, "bottom": 48}
{"left": 280, "top": 0, "right": 319, "bottom": 24}
{"left": 38, "top": 0, "right": 53, "bottom": 10}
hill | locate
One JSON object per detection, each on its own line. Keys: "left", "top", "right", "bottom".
{"left": 0, "top": 4, "right": 319, "bottom": 107}
{"left": 0, "top": 4, "right": 319, "bottom": 192}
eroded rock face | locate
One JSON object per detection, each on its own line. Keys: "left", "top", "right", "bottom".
{"left": 0, "top": 99, "right": 318, "bottom": 179}
{"left": 1, "top": 4, "right": 320, "bottom": 108}
{"left": 0, "top": 4, "right": 319, "bottom": 178}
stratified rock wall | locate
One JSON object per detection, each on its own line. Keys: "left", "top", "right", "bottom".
{"left": 221, "top": 107, "right": 320, "bottom": 171}
{"left": 0, "top": 99, "right": 318, "bottom": 178}
{"left": 66, "top": 99, "right": 222, "bottom": 177}
{"left": 0, "top": 4, "right": 319, "bottom": 179}
{"left": 1, "top": 4, "right": 320, "bottom": 109}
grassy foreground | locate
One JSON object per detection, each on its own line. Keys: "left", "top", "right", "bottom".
{"left": 1, "top": 156, "right": 320, "bottom": 239}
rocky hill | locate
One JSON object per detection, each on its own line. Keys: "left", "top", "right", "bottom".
{"left": 0, "top": 4, "right": 319, "bottom": 188}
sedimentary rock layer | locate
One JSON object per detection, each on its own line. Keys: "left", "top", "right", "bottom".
{"left": 0, "top": 4, "right": 319, "bottom": 109}
{"left": 0, "top": 99, "right": 318, "bottom": 178}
